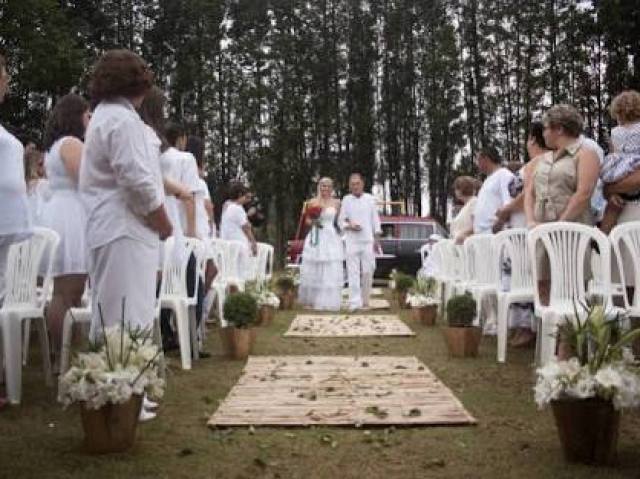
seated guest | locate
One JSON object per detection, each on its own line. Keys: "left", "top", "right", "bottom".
{"left": 449, "top": 176, "right": 477, "bottom": 245}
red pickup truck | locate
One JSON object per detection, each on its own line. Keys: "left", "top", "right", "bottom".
{"left": 287, "top": 203, "right": 448, "bottom": 278}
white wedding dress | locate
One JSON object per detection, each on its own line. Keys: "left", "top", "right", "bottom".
{"left": 298, "top": 206, "right": 344, "bottom": 311}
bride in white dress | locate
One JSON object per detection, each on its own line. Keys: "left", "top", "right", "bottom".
{"left": 298, "top": 177, "right": 344, "bottom": 311}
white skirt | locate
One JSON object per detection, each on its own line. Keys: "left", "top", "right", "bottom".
{"left": 298, "top": 259, "right": 344, "bottom": 311}
{"left": 88, "top": 237, "right": 159, "bottom": 337}
{"left": 41, "top": 191, "right": 87, "bottom": 276}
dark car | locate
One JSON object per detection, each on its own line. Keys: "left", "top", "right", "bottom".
{"left": 287, "top": 203, "right": 447, "bottom": 279}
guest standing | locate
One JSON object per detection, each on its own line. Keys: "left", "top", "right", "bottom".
{"left": 80, "top": 50, "right": 171, "bottom": 334}
{"left": 473, "top": 146, "right": 514, "bottom": 234}
{"left": 0, "top": 52, "right": 31, "bottom": 303}
{"left": 220, "top": 182, "right": 257, "bottom": 280}
{"left": 40, "top": 94, "right": 91, "bottom": 364}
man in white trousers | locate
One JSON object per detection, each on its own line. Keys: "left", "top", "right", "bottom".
{"left": 339, "top": 173, "right": 382, "bottom": 311}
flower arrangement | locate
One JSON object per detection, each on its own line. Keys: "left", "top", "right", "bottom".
{"left": 534, "top": 304, "right": 640, "bottom": 410}
{"left": 247, "top": 281, "right": 281, "bottom": 308}
{"left": 59, "top": 324, "right": 164, "bottom": 410}
{"left": 406, "top": 277, "right": 440, "bottom": 308}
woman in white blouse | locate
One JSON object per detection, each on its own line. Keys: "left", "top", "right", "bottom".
{"left": 80, "top": 50, "right": 172, "bottom": 334}
{"left": 449, "top": 176, "right": 477, "bottom": 244}
{"left": 0, "top": 53, "right": 32, "bottom": 303}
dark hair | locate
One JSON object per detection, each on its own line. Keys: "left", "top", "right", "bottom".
{"left": 43, "top": 94, "right": 89, "bottom": 150}
{"left": 89, "top": 49, "right": 153, "bottom": 104}
{"left": 349, "top": 172, "right": 365, "bottom": 183}
{"left": 478, "top": 145, "right": 501, "bottom": 164}
{"left": 227, "top": 182, "right": 249, "bottom": 200}
{"left": 528, "top": 120, "right": 547, "bottom": 149}
{"left": 186, "top": 135, "right": 204, "bottom": 168}
{"left": 165, "top": 122, "right": 186, "bottom": 147}
{"left": 139, "top": 86, "right": 167, "bottom": 150}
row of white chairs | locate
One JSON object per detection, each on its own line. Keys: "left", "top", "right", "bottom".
{"left": 0, "top": 230, "right": 275, "bottom": 403}
{"left": 428, "top": 222, "right": 640, "bottom": 366}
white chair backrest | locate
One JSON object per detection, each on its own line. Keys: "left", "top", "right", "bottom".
{"left": 463, "top": 234, "right": 497, "bottom": 285}
{"left": 3, "top": 227, "right": 59, "bottom": 309}
{"left": 256, "top": 243, "right": 274, "bottom": 283}
{"left": 528, "top": 222, "right": 611, "bottom": 311}
{"left": 494, "top": 228, "right": 533, "bottom": 291}
{"left": 419, "top": 244, "right": 430, "bottom": 269}
{"left": 220, "top": 240, "right": 245, "bottom": 281}
{"left": 159, "top": 236, "right": 198, "bottom": 299}
{"left": 609, "top": 221, "right": 640, "bottom": 310}
{"left": 438, "top": 239, "right": 464, "bottom": 282}
{"left": 209, "top": 239, "right": 227, "bottom": 281}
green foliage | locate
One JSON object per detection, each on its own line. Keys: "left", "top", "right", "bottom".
{"left": 275, "top": 274, "right": 295, "bottom": 292}
{"left": 446, "top": 293, "right": 477, "bottom": 328}
{"left": 412, "top": 277, "right": 438, "bottom": 298}
{"left": 223, "top": 292, "right": 257, "bottom": 329}
{"left": 394, "top": 273, "right": 415, "bottom": 293}
{"left": 559, "top": 302, "right": 640, "bottom": 373}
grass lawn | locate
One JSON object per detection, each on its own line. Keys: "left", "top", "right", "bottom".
{"left": 1, "top": 298, "right": 639, "bottom": 479}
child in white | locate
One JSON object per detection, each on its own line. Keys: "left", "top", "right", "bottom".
{"left": 598, "top": 90, "right": 640, "bottom": 234}
{"left": 339, "top": 174, "right": 382, "bottom": 311}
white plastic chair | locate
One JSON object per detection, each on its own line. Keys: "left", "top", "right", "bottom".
{"left": 462, "top": 234, "right": 498, "bottom": 330}
{"left": 255, "top": 242, "right": 274, "bottom": 286}
{"left": 0, "top": 227, "right": 59, "bottom": 404}
{"left": 610, "top": 222, "right": 640, "bottom": 315}
{"left": 59, "top": 284, "right": 92, "bottom": 375}
{"left": 209, "top": 240, "right": 229, "bottom": 327}
{"left": 156, "top": 236, "right": 201, "bottom": 370}
{"left": 437, "top": 239, "right": 465, "bottom": 308}
{"left": 528, "top": 222, "right": 617, "bottom": 366}
{"left": 494, "top": 228, "right": 535, "bottom": 363}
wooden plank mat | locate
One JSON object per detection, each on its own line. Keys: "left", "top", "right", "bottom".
{"left": 342, "top": 287, "right": 385, "bottom": 297}
{"left": 341, "top": 298, "right": 391, "bottom": 310}
{"left": 208, "top": 356, "right": 476, "bottom": 427}
{"left": 285, "top": 314, "right": 414, "bottom": 337}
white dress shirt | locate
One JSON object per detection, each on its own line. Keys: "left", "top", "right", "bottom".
{"left": 79, "top": 98, "right": 163, "bottom": 250}
{"left": 473, "top": 167, "right": 514, "bottom": 234}
{"left": 339, "top": 193, "right": 382, "bottom": 244}
{"left": 220, "top": 201, "right": 249, "bottom": 247}
{"left": 0, "top": 124, "right": 31, "bottom": 240}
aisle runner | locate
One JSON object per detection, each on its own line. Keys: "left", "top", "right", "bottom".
{"left": 285, "top": 314, "right": 413, "bottom": 337}
{"left": 340, "top": 298, "right": 391, "bottom": 311}
{"left": 208, "top": 356, "right": 476, "bottom": 427}
{"left": 342, "top": 287, "right": 385, "bottom": 297}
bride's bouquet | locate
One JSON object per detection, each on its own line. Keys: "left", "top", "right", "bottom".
{"left": 306, "top": 204, "right": 323, "bottom": 246}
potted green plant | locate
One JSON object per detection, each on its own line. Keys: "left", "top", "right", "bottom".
{"left": 222, "top": 291, "right": 258, "bottom": 360}
{"left": 393, "top": 272, "right": 415, "bottom": 309}
{"left": 275, "top": 274, "right": 296, "bottom": 310}
{"left": 247, "top": 281, "right": 280, "bottom": 326}
{"left": 58, "top": 317, "right": 164, "bottom": 454}
{"left": 535, "top": 304, "right": 640, "bottom": 466}
{"left": 443, "top": 293, "right": 480, "bottom": 357}
{"left": 407, "top": 277, "right": 440, "bottom": 325}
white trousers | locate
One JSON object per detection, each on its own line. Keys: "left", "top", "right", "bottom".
{"left": 89, "top": 237, "right": 158, "bottom": 338}
{"left": 345, "top": 241, "right": 376, "bottom": 309}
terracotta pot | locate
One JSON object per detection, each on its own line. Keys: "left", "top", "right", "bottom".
{"left": 412, "top": 305, "right": 438, "bottom": 326}
{"left": 80, "top": 394, "right": 143, "bottom": 454}
{"left": 278, "top": 290, "right": 295, "bottom": 310}
{"left": 231, "top": 328, "right": 253, "bottom": 360}
{"left": 551, "top": 398, "right": 620, "bottom": 465}
{"left": 443, "top": 326, "right": 482, "bottom": 357}
{"left": 219, "top": 327, "right": 255, "bottom": 359}
{"left": 395, "top": 291, "right": 409, "bottom": 309}
{"left": 257, "top": 305, "right": 275, "bottom": 326}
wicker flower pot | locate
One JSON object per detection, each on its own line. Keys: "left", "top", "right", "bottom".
{"left": 80, "top": 394, "right": 143, "bottom": 454}
{"left": 257, "top": 305, "right": 275, "bottom": 326}
{"left": 551, "top": 398, "right": 620, "bottom": 465}
{"left": 412, "top": 305, "right": 438, "bottom": 326}
{"left": 278, "top": 290, "right": 295, "bottom": 310}
{"left": 443, "top": 326, "right": 482, "bottom": 357}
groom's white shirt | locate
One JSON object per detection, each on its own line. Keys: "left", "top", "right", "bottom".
{"left": 339, "top": 193, "right": 382, "bottom": 244}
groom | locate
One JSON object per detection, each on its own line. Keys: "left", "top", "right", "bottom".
{"left": 339, "top": 173, "right": 382, "bottom": 311}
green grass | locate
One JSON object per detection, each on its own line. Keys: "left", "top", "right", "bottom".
{"left": 1, "top": 301, "right": 639, "bottom": 479}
